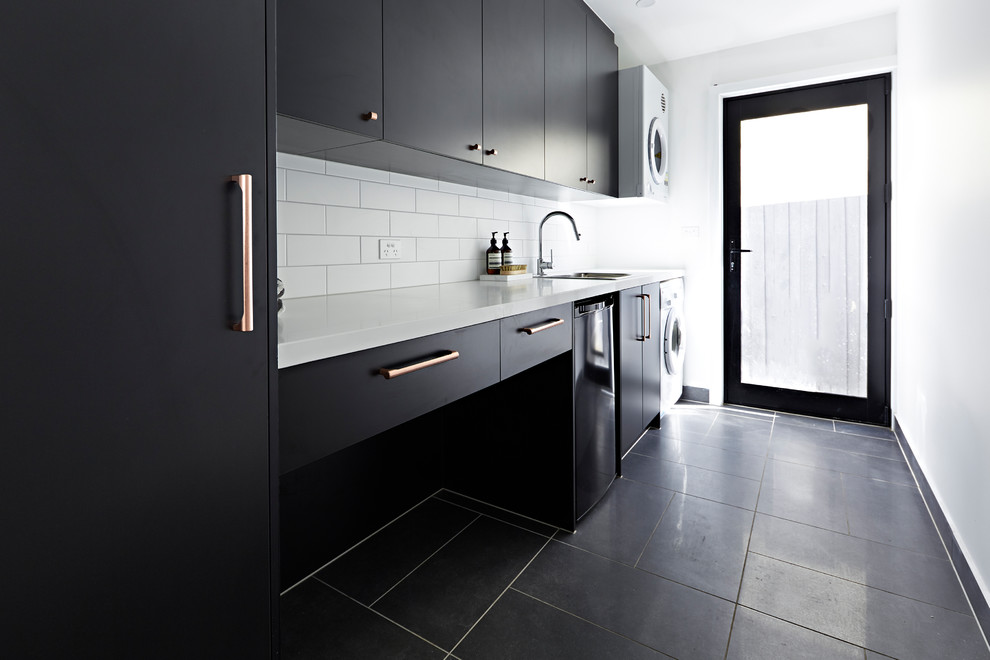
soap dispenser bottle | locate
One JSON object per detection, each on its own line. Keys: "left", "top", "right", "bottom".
{"left": 500, "top": 232, "right": 513, "bottom": 267}
{"left": 486, "top": 231, "right": 502, "bottom": 274}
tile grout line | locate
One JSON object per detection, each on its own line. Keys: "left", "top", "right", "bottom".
{"left": 368, "top": 512, "right": 482, "bottom": 609}
{"left": 633, "top": 489, "right": 677, "bottom": 569}
{"left": 723, "top": 412, "right": 775, "bottom": 660}
{"left": 446, "top": 534, "right": 555, "bottom": 657}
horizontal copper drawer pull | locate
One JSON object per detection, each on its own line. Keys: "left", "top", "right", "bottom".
{"left": 378, "top": 350, "right": 460, "bottom": 379}
{"left": 521, "top": 318, "right": 564, "bottom": 335}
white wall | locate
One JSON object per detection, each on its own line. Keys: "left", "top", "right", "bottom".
{"left": 276, "top": 153, "right": 597, "bottom": 298}
{"left": 895, "top": 0, "right": 990, "bottom": 613}
{"left": 591, "top": 14, "right": 897, "bottom": 393}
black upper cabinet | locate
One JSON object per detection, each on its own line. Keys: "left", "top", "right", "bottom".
{"left": 545, "top": 0, "right": 618, "bottom": 194}
{"left": 3, "top": 1, "right": 274, "bottom": 657}
{"left": 384, "top": 0, "right": 484, "bottom": 163}
{"left": 278, "top": 0, "right": 383, "bottom": 139}
{"left": 545, "top": 0, "right": 588, "bottom": 189}
{"left": 483, "top": 0, "right": 546, "bottom": 179}
{"left": 586, "top": 13, "right": 619, "bottom": 197}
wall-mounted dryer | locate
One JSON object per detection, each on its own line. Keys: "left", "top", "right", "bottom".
{"left": 619, "top": 65, "right": 669, "bottom": 202}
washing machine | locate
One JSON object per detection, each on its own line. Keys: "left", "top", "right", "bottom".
{"left": 618, "top": 65, "right": 669, "bottom": 201}
{"left": 659, "top": 277, "right": 684, "bottom": 416}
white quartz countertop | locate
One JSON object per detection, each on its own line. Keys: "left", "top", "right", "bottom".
{"left": 277, "top": 269, "right": 684, "bottom": 368}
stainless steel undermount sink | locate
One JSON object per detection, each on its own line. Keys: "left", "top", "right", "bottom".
{"left": 542, "top": 271, "right": 631, "bottom": 280}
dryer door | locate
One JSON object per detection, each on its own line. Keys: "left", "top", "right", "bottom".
{"left": 664, "top": 306, "right": 685, "bottom": 376}
{"left": 648, "top": 116, "right": 667, "bottom": 186}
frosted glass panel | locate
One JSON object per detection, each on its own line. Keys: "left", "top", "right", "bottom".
{"left": 739, "top": 106, "right": 868, "bottom": 397}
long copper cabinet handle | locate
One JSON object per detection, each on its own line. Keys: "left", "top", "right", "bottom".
{"left": 231, "top": 174, "right": 253, "bottom": 332}
{"left": 378, "top": 350, "right": 460, "bottom": 380}
{"left": 522, "top": 319, "right": 564, "bottom": 335}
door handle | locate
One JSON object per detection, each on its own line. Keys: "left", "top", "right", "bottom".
{"left": 728, "top": 241, "right": 752, "bottom": 274}
{"left": 231, "top": 174, "right": 253, "bottom": 332}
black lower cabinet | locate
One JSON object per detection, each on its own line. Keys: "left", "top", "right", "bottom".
{"left": 2, "top": 2, "right": 276, "bottom": 658}
{"left": 616, "top": 284, "right": 662, "bottom": 463}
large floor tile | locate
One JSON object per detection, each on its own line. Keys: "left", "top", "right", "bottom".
{"left": 435, "top": 490, "right": 558, "bottom": 537}
{"left": 768, "top": 437, "right": 915, "bottom": 485}
{"left": 657, "top": 411, "right": 717, "bottom": 437}
{"left": 373, "top": 515, "right": 547, "bottom": 651}
{"left": 842, "top": 473, "right": 946, "bottom": 557}
{"left": 738, "top": 553, "right": 990, "bottom": 660}
{"left": 317, "top": 497, "right": 478, "bottom": 605}
{"left": 557, "top": 477, "right": 673, "bottom": 565}
{"left": 834, "top": 420, "right": 895, "bottom": 440}
{"left": 756, "top": 460, "right": 848, "bottom": 533}
{"left": 453, "top": 588, "right": 669, "bottom": 660}
{"left": 622, "top": 452, "right": 761, "bottom": 510}
{"left": 637, "top": 493, "right": 754, "bottom": 600}
{"left": 708, "top": 413, "right": 774, "bottom": 440}
{"left": 749, "top": 513, "right": 971, "bottom": 613}
{"left": 514, "top": 540, "right": 735, "bottom": 660}
{"left": 726, "top": 606, "right": 864, "bottom": 660}
{"left": 281, "top": 580, "right": 445, "bottom": 660}
{"left": 634, "top": 431, "right": 767, "bottom": 481}
{"left": 771, "top": 423, "right": 904, "bottom": 460}
{"left": 773, "top": 412, "right": 836, "bottom": 431}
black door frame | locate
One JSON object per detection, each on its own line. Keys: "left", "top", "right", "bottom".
{"left": 722, "top": 74, "right": 891, "bottom": 424}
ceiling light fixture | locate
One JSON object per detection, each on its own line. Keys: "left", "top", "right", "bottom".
{"left": 635, "top": 0, "right": 656, "bottom": 7}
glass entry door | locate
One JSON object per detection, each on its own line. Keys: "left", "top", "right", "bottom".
{"left": 723, "top": 75, "right": 890, "bottom": 424}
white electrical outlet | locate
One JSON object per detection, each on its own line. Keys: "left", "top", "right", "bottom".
{"left": 379, "top": 239, "right": 401, "bottom": 259}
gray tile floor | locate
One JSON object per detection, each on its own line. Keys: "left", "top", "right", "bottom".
{"left": 280, "top": 404, "right": 990, "bottom": 659}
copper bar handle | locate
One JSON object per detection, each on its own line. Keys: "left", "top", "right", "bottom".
{"left": 363, "top": 111, "right": 378, "bottom": 121}
{"left": 468, "top": 143, "right": 482, "bottom": 151}
{"left": 378, "top": 350, "right": 459, "bottom": 380}
{"left": 486, "top": 148, "right": 498, "bottom": 156}
{"left": 579, "top": 176, "right": 588, "bottom": 182}
{"left": 231, "top": 174, "right": 253, "bottom": 332}
{"left": 644, "top": 293, "right": 652, "bottom": 340}
{"left": 522, "top": 318, "right": 564, "bottom": 335}
{"left": 587, "top": 179, "right": 596, "bottom": 185}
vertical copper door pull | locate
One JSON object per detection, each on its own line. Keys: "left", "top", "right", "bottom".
{"left": 231, "top": 174, "right": 253, "bottom": 332}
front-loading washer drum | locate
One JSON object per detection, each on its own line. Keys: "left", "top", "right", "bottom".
{"left": 663, "top": 305, "right": 685, "bottom": 376}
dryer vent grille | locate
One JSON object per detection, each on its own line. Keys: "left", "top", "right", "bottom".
{"left": 661, "top": 93, "right": 667, "bottom": 114}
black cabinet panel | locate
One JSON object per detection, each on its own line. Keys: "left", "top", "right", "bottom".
{"left": 617, "top": 287, "right": 646, "bottom": 461}
{"left": 500, "top": 303, "right": 572, "bottom": 380}
{"left": 384, "top": 0, "right": 484, "bottom": 162}
{"left": 278, "top": 0, "right": 383, "bottom": 140}
{"left": 545, "top": 0, "right": 588, "bottom": 189}
{"left": 483, "top": 0, "right": 546, "bottom": 178}
{"left": 642, "top": 282, "right": 662, "bottom": 428}
{"left": 280, "top": 321, "right": 500, "bottom": 474}
{"left": 2, "top": 2, "right": 273, "bottom": 657}
{"left": 586, "top": 13, "right": 619, "bottom": 197}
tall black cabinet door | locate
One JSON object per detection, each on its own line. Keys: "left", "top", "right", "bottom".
{"left": 1, "top": 3, "right": 273, "bottom": 658}
{"left": 384, "top": 0, "right": 484, "bottom": 162}
{"left": 617, "top": 288, "right": 646, "bottom": 461}
{"left": 545, "top": 0, "right": 588, "bottom": 189}
{"left": 278, "top": 0, "right": 383, "bottom": 139}
{"left": 586, "top": 13, "right": 619, "bottom": 197}
{"left": 483, "top": 0, "right": 545, "bottom": 179}
{"left": 642, "top": 282, "right": 662, "bottom": 429}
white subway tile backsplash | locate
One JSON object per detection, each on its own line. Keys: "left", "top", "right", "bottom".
{"left": 440, "top": 260, "right": 483, "bottom": 283}
{"left": 278, "top": 266, "right": 327, "bottom": 299}
{"left": 391, "top": 261, "right": 439, "bottom": 288}
{"left": 439, "top": 216, "right": 478, "bottom": 238}
{"left": 438, "top": 180, "right": 477, "bottom": 197}
{"left": 417, "top": 238, "right": 460, "bottom": 262}
{"left": 390, "top": 211, "right": 438, "bottom": 238}
{"left": 325, "top": 160, "right": 390, "bottom": 183}
{"left": 286, "top": 170, "right": 361, "bottom": 206}
{"left": 459, "top": 195, "right": 494, "bottom": 218}
{"left": 326, "top": 206, "right": 389, "bottom": 236}
{"left": 327, "top": 264, "right": 390, "bottom": 294}
{"left": 360, "top": 180, "right": 416, "bottom": 211}
{"left": 286, "top": 235, "right": 361, "bottom": 266}
{"left": 276, "top": 154, "right": 588, "bottom": 296}
{"left": 276, "top": 152, "right": 325, "bottom": 173}
{"left": 361, "top": 236, "right": 416, "bottom": 263}
{"left": 389, "top": 172, "right": 439, "bottom": 191}
{"left": 416, "top": 189, "right": 460, "bottom": 216}
{"left": 278, "top": 201, "right": 325, "bottom": 234}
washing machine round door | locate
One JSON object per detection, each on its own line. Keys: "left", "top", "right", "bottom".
{"left": 647, "top": 116, "right": 667, "bottom": 186}
{"left": 664, "top": 306, "right": 685, "bottom": 376}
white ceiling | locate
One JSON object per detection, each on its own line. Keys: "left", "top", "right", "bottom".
{"left": 583, "top": 0, "right": 900, "bottom": 67}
